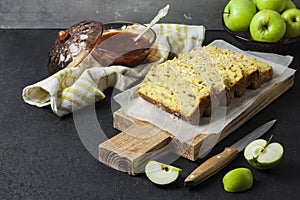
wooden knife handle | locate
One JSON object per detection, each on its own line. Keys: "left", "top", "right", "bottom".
{"left": 184, "top": 147, "right": 239, "bottom": 187}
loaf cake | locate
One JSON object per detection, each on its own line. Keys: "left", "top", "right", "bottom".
{"left": 202, "top": 46, "right": 259, "bottom": 97}
{"left": 138, "top": 59, "right": 214, "bottom": 124}
{"left": 138, "top": 45, "right": 273, "bottom": 125}
{"left": 179, "top": 46, "right": 245, "bottom": 104}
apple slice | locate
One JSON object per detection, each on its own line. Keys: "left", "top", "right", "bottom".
{"left": 145, "top": 160, "right": 182, "bottom": 185}
{"left": 222, "top": 168, "right": 253, "bottom": 193}
{"left": 244, "top": 137, "right": 284, "bottom": 170}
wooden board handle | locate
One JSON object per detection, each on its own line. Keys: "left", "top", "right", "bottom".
{"left": 184, "top": 147, "right": 239, "bottom": 187}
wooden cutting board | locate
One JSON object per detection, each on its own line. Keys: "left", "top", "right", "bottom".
{"left": 98, "top": 73, "right": 294, "bottom": 175}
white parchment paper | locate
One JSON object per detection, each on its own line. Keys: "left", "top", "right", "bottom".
{"left": 114, "top": 40, "right": 296, "bottom": 156}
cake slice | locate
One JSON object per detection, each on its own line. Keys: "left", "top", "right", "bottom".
{"left": 248, "top": 57, "right": 273, "bottom": 89}
{"left": 210, "top": 47, "right": 272, "bottom": 90}
{"left": 138, "top": 58, "right": 223, "bottom": 124}
{"left": 179, "top": 46, "right": 245, "bottom": 104}
{"left": 204, "top": 46, "right": 260, "bottom": 96}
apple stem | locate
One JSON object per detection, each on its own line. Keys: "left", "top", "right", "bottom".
{"left": 253, "top": 135, "right": 274, "bottom": 163}
{"left": 261, "top": 134, "right": 274, "bottom": 153}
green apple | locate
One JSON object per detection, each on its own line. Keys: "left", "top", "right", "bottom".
{"left": 255, "top": 0, "right": 287, "bottom": 13}
{"left": 145, "top": 160, "right": 182, "bottom": 185}
{"left": 244, "top": 139, "right": 284, "bottom": 170}
{"left": 282, "top": 8, "right": 300, "bottom": 38}
{"left": 285, "top": 0, "right": 297, "bottom": 10}
{"left": 222, "top": 168, "right": 253, "bottom": 193}
{"left": 223, "top": 0, "right": 257, "bottom": 32}
{"left": 250, "top": 9, "right": 286, "bottom": 42}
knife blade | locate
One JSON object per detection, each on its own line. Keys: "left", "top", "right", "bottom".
{"left": 184, "top": 119, "right": 276, "bottom": 187}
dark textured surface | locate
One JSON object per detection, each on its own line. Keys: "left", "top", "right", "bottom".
{"left": 1, "top": 29, "right": 300, "bottom": 200}
{"left": 1, "top": 0, "right": 227, "bottom": 29}
{"left": 3, "top": 0, "right": 299, "bottom": 30}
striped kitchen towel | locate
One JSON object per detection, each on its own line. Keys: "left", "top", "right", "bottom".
{"left": 22, "top": 23, "right": 206, "bottom": 117}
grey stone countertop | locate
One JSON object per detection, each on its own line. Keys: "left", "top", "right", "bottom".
{"left": 1, "top": 29, "right": 299, "bottom": 200}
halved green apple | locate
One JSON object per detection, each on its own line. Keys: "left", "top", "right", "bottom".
{"left": 244, "top": 138, "right": 284, "bottom": 170}
{"left": 222, "top": 168, "right": 253, "bottom": 193}
{"left": 145, "top": 160, "right": 182, "bottom": 185}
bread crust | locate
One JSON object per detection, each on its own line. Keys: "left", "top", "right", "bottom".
{"left": 138, "top": 90, "right": 211, "bottom": 124}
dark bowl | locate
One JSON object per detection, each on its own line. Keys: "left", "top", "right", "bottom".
{"left": 222, "top": 17, "right": 300, "bottom": 54}
{"left": 91, "top": 21, "right": 156, "bottom": 67}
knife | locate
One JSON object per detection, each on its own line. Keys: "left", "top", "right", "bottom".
{"left": 184, "top": 119, "right": 276, "bottom": 187}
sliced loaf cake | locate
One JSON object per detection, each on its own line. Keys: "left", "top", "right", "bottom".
{"left": 138, "top": 45, "right": 273, "bottom": 125}
{"left": 179, "top": 46, "right": 245, "bottom": 104}
{"left": 138, "top": 59, "right": 216, "bottom": 124}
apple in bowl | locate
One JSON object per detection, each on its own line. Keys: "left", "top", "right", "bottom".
{"left": 254, "top": 0, "right": 287, "bottom": 13}
{"left": 281, "top": 8, "right": 300, "bottom": 38}
{"left": 222, "top": 0, "right": 300, "bottom": 52}
{"left": 249, "top": 9, "right": 286, "bottom": 42}
{"left": 286, "top": 0, "right": 296, "bottom": 9}
{"left": 223, "top": 0, "right": 257, "bottom": 32}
